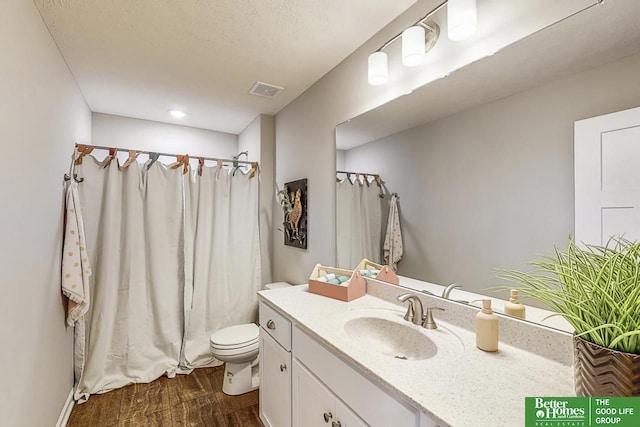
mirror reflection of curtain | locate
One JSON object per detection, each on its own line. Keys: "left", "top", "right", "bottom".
{"left": 336, "top": 177, "right": 382, "bottom": 268}
{"left": 73, "top": 156, "right": 260, "bottom": 402}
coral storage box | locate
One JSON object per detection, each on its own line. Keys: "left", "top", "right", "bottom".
{"left": 308, "top": 264, "right": 366, "bottom": 302}
{"left": 355, "top": 259, "right": 399, "bottom": 285}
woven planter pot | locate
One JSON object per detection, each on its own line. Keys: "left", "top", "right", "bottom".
{"left": 574, "top": 335, "right": 640, "bottom": 396}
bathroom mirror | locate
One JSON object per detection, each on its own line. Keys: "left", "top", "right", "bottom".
{"left": 335, "top": 1, "right": 640, "bottom": 331}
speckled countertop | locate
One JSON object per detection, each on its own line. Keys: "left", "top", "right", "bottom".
{"left": 258, "top": 284, "right": 575, "bottom": 427}
{"left": 396, "top": 275, "right": 574, "bottom": 333}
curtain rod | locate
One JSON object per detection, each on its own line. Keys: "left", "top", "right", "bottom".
{"left": 77, "top": 143, "right": 255, "bottom": 166}
{"left": 337, "top": 170, "right": 380, "bottom": 177}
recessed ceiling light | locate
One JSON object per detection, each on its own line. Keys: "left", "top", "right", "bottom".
{"left": 168, "top": 109, "right": 186, "bottom": 119}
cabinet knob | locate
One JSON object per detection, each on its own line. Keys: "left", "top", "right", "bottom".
{"left": 332, "top": 422, "right": 342, "bottom": 427}
{"left": 323, "top": 412, "right": 333, "bottom": 422}
{"left": 279, "top": 363, "right": 287, "bottom": 372}
{"left": 266, "top": 319, "right": 276, "bottom": 330}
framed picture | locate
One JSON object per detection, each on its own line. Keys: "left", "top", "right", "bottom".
{"left": 282, "top": 178, "right": 307, "bottom": 249}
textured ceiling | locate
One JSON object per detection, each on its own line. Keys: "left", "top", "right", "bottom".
{"left": 337, "top": 0, "right": 640, "bottom": 149}
{"left": 34, "top": 0, "right": 416, "bottom": 133}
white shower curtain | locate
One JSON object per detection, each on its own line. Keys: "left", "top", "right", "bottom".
{"left": 182, "top": 166, "right": 261, "bottom": 368}
{"left": 73, "top": 156, "right": 260, "bottom": 400}
{"left": 336, "top": 177, "right": 382, "bottom": 268}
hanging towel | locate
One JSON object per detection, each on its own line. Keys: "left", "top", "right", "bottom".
{"left": 383, "top": 194, "right": 403, "bottom": 271}
{"left": 61, "top": 181, "right": 92, "bottom": 326}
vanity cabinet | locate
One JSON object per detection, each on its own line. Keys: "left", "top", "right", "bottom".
{"left": 259, "top": 301, "right": 292, "bottom": 427}
{"left": 293, "top": 359, "right": 366, "bottom": 427}
{"left": 259, "top": 300, "right": 441, "bottom": 427}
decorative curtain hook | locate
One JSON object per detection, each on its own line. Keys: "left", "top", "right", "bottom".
{"left": 198, "top": 157, "right": 205, "bottom": 176}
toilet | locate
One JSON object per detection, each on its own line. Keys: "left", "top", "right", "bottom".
{"left": 210, "top": 282, "right": 291, "bottom": 395}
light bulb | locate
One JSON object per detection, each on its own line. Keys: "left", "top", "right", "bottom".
{"left": 368, "top": 52, "right": 388, "bottom": 86}
{"left": 448, "top": 0, "right": 477, "bottom": 41}
{"left": 402, "top": 26, "right": 426, "bottom": 67}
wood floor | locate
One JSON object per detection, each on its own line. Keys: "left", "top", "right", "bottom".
{"left": 67, "top": 366, "right": 264, "bottom": 427}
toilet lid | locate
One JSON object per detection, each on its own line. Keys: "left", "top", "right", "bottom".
{"left": 210, "top": 323, "right": 259, "bottom": 348}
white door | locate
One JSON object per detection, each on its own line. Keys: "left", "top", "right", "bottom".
{"left": 575, "top": 106, "right": 640, "bottom": 246}
{"left": 260, "top": 330, "right": 292, "bottom": 427}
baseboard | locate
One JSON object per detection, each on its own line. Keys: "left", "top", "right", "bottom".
{"left": 55, "top": 388, "right": 74, "bottom": 427}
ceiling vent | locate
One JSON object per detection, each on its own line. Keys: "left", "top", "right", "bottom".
{"left": 249, "top": 81, "right": 284, "bottom": 98}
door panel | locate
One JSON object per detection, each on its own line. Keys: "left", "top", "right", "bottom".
{"left": 260, "top": 331, "right": 291, "bottom": 427}
{"left": 292, "top": 360, "right": 335, "bottom": 427}
{"left": 574, "top": 106, "right": 640, "bottom": 245}
{"left": 335, "top": 399, "right": 368, "bottom": 427}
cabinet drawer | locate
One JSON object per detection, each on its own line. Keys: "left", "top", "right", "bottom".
{"left": 259, "top": 301, "right": 292, "bottom": 350}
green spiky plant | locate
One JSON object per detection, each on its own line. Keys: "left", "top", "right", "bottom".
{"left": 497, "top": 237, "right": 640, "bottom": 354}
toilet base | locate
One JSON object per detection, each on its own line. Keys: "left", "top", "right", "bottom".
{"left": 221, "top": 359, "right": 259, "bottom": 395}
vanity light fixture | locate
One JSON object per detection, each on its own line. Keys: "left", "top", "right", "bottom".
{"left": 168, "top": 109, "right": 187, "bottom": 119}
{"left": 367, "top": 0, "right": 476, "bottom": 86}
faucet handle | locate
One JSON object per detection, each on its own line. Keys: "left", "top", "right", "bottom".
{"left": 422, "top": 307, "right": 445, "bottom": 329}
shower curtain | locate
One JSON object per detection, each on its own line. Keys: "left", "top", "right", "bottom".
{"left": 73, "top": 155, "right": 260, "bottom": 401}
{"left": 336, "top": 177, "right": 382, "bottom": 268}
{"left": 181, "top": 165, "right": 261, "bottom": 367}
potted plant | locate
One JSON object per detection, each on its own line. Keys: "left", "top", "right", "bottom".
{"left": 498, "top": 237, "right": 640, "bottom": 396}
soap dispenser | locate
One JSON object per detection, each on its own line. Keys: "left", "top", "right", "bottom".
{"left": 476, "top": 299, "right": 498, "bottom": 352}
{"left": 504, "top": 289, "right": 526, "bottom": 319}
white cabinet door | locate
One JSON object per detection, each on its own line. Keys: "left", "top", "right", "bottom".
{"left": 260, "top": 329, "right": 292, "bottom": 427}
{"left": 575, "top": 106, "right": 640, "bottom": 245}
{"left": 292, "top": 359, "right": 335, "bottom": 427}
{"left": 335, "top": 399, "right": 368, "bottom": 427}
{"left": 293, "top": 359, "right": 368, "bottom": 427}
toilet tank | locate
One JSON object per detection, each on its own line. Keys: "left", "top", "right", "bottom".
{"left": 264, "top": 282, "right": 291, "bottom": 290}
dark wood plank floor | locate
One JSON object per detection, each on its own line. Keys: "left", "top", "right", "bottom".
{"left": 67, "top": 366, "right": 264, "bottom": 427}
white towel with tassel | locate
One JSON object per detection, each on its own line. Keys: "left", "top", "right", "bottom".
{"left": 383, "top": 194, "right": 403, "bottom": 271}
{"left": 61, "top": 181, "right": 92, "bottom": 326}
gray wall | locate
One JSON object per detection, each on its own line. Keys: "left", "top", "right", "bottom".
{"left": 93, "top": 113, "right": 238, "bottom": 159}
{"left": 0, "top": 1, "right": 92, "bottom": 425}
{"left": 239, "top": 115, "right": 276, "bottom": 285}
{"left": 343, "top": 52, "right": 640, "bottom": 294}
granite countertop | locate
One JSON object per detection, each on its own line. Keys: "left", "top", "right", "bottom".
{"left": 258, "top": 285, "right": 575, "bottom": 427}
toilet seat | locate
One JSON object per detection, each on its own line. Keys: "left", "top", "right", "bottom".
{"left": 211, "top": 341, "right": 259, "bottom": 358}
{"left": 210, "top": 323, "right": 259, "bottom": 353}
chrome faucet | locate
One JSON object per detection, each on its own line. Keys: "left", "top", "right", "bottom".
{"left": 442, "top": 283, "right": 462, "bottom": 299}
{"left": 397, "top": 293, "right": 445, "bottom": 329}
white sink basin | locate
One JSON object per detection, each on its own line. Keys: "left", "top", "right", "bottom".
{"left": 343, "top": 310, "right": 464, "bottom": 361}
